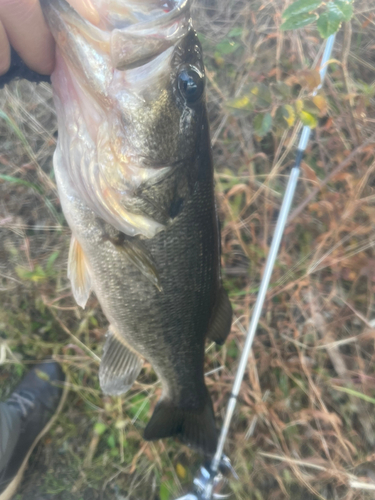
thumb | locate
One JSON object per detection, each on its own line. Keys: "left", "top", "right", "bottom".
{"left": 0, "top": 0, "right": 54, "bottom": 75}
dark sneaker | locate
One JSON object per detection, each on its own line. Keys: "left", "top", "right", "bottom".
{"left": 0, "top": 361, "right": 68, "bottom": 500}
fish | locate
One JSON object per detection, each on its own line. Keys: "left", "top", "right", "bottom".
{"left": 40, "top": 0, "right": 232, "bottom": 454}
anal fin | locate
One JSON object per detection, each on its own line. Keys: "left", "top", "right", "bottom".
{"left": 99, "top": 327, "right": 143, "bottom": 396}
{"left": 68, "top": 235, "right": 92, "bottom": 309}
{"left": 207, "top": 287, "right": 233, "bottom": 346}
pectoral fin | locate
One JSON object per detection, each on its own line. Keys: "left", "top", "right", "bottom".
{"left": 109, "top": 237, "right": 162, "bottom": 292}
{"left": 99, "top": 327, "right": 143, "bottom": 396}
{"left": 68, "top": 235, "right": 92, "bottom": 309}
{"left": 207, "top": 287, "right": 233, "bottom": 346}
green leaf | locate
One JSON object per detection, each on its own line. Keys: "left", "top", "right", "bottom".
{"left": 282, "top": 0, "right": 322, "bottom": 19}
{"left": 253, "top": 112, "right": 273, "bottom": 136}
{"left": 251, "top": 83, "right": 272, "bottom": 108}
{"left": 35, "top": 369, "right": 51, "bottom": 382}
{"left": 332, "top": 385, "right": 375, "bottom": 405}
{"left": 317, "top": 12, "right": 340, "bottom": 38}
{"left": 110, "top": 447, "right": 119, "bottom": 457}
{"left": 227, "top": 339, "right": 239, "bottom": 358}
{"left": 90, "top": 316, "right": 98, "bottom": 327}
{"left": 226, "top": 96, "right": 253, "bottom": 111}
{"left": 276, "top": 105, "right": 296, "bottom": 127}
{"left": 333, "top": 0, "right": 354, "bottom": 21}
{"left": 299, "top": 110, "right": 318, "bottom": 128}
{"left": 317, "top": 2, "right": 348, "bottom": 38}
{"left": 159, "top": 482, "right": 172, "bottom": 500}
{"left": 228, "top": 27, "right": 243, "bottom": 37}
{"left": 176, "top": 463, "right": 187, "bottom": 479}
{"left": 281, "top": 12, "right": 318, "bottom": 31}
{"left": 15, "top": 364, "right": 25, "bottom": 378}
{"left": 46, "top": 251, "right": 60, "bottom": 273}
{"left": 94, "top": 422, "right": 107, "bottom": 436}
{"left": 302, "top": 99, "right": 320, "bottom": 115}
{"left": 227, "top": 83, "right": 271, "bottom": 113}
{"left": 16, "top": 265, "right": 46, "bottom": 282}
{"left": 313, "top": 95, "right": 328, "bottom": 114}
{"left": 215, "top": 39, "right": 240, "bottom": 55}
{"left": 271, "top": 82, "right": 292, "bottom": 100}
{"left": 107, "top": 433, "right": 116, "bottom": 448}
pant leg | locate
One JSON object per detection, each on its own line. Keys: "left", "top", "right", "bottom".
{"left": 0, "top": 402, "right": 21, "bottom": 472}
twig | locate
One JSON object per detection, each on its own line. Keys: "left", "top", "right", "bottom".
{"left": 289, "top": 132, "right": 375, "bottom": 222}
{"left": 258, "top": 452, "right": 375, "bottom": 491}
{"left": 47, "top": 305, "right": 100, "bottom": 363}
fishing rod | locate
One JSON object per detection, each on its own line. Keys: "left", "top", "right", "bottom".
{"left": 176, "top": 32, "right": 336, "bottom": 500}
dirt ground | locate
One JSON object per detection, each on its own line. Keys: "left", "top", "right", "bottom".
{"left": 1, "top": 1, "right": 375, "bottom": 499}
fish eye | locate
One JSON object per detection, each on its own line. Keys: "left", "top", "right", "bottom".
{"left": 177, "top": 67, "right": 204, "bottom": 104}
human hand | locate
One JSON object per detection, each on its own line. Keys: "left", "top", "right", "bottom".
{"left": 0, "top": 0, "right": 99, "bottom": 76}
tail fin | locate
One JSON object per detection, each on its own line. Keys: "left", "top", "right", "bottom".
{"left": 143, "top": 394, "right": 217, "bottom": 454}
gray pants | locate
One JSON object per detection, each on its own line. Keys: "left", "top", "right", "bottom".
{"left": 0, "top": 403, "right": 21, "bottom": 472}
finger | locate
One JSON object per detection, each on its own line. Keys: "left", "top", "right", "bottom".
{"left": 67, "top": 0, "right": 100, "bottom": 25}
{"left": 0, "top": 0, "right": 55, "bottom": 75}
{"left": 0, "top": 19, "right": 10, "bottom": 75}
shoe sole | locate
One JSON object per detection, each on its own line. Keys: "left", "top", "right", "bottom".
{"left": 0, "top": 375, "right": 69, "bottom": 500}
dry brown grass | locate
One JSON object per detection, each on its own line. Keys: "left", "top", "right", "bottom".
{"left": 1, "top": 1, "right": 375, "bottom": 499}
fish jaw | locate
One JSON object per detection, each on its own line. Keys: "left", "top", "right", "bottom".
{"left": 41, "top": 0, "right": 204, "bottom": 238}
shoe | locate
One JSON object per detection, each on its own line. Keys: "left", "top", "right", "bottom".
{"left": 0, "top": 361, "right": 68, "bottom": 500}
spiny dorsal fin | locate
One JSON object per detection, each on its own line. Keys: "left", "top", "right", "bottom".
{"left": 99, "top": 326, "right": 143, "bottom": 396}
{"left": 68, "top": 235, "right": 92, "bottom": 309}
{"left": 206, "top": 287, "right": 233, "bottom": 346}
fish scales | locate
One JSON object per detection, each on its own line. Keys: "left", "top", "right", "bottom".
{"left": 41, "top": 0, "right": 232, "bottom": 453}
{"left": 59, "top": 118, "right": 218, "bottom": 404}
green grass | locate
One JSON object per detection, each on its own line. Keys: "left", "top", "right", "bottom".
{"left": 1, "top": 0, "right": 375, "bottom": 499}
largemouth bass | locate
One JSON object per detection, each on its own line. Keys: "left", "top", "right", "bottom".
{"left": 41, "top": 0, "right": 232, "bottom": 454}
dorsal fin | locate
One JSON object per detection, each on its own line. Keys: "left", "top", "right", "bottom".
{"left": 206, "top": 287, "right": 232, "bottom": 345}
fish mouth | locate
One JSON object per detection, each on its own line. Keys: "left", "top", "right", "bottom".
{"left": 110, "top": 0, "right": 191, "bottom": 70}
{"left": 42, "top": 0, "right": 192, "bottom": 71}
